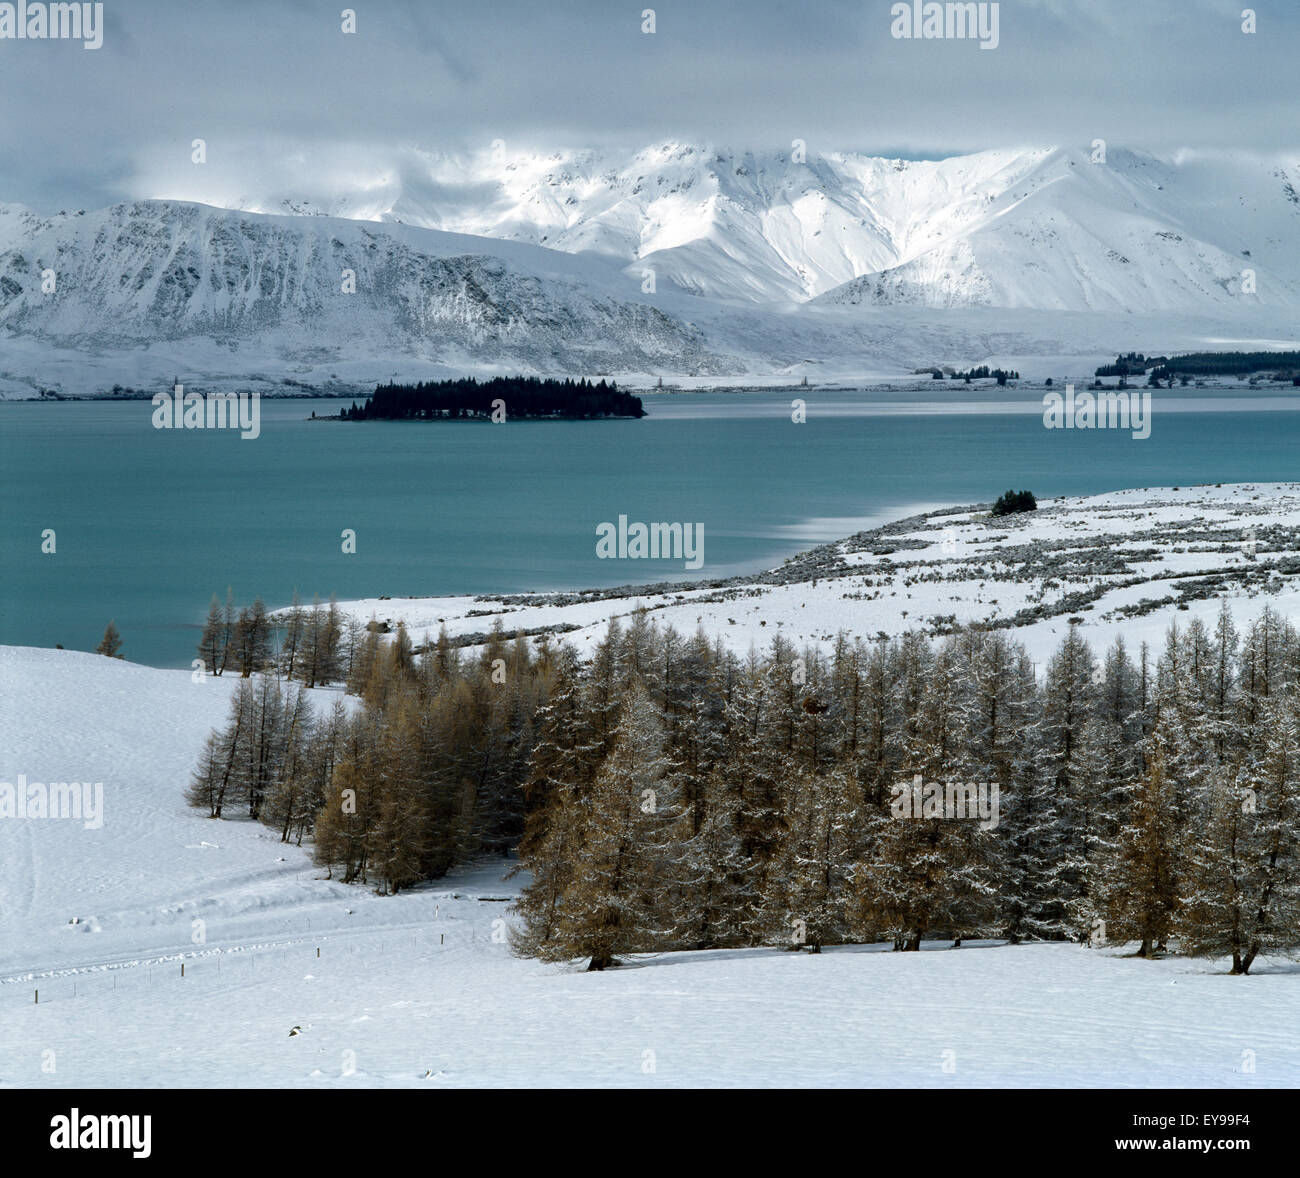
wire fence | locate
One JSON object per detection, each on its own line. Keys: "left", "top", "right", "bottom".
{"left": 0, "top": 922, "right": 484, "bottom": 1010}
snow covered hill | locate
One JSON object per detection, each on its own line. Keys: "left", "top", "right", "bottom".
{"left": 0, "top": 200, "right": 735, "bottom": 385}
{"left": 1, "top": 640, "right": 1297, "bottom": 1087}
{"left": 0, "top": 649, "right": 354, "bottom": 979}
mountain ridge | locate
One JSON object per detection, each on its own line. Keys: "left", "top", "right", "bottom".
{"left": 191, "top": 143, "right": 1300, "bottom": 310}
{"left": 2, "top": 143, "right": 1298, "bottom": 396}
{"left": 0, "top": 198, "right": 737, "bottom": 380}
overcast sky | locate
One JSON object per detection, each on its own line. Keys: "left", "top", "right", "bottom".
{"left": 1, "top": 0, "right": 1296, "bottom": 209}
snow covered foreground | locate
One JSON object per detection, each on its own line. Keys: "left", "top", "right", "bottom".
{"left": 2, "top": 644, "right": 1298, "bottom": 1088}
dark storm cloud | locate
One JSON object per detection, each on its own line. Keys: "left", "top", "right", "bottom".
{"left": 0, "top": 0, "right": 1295, "bottom": 209}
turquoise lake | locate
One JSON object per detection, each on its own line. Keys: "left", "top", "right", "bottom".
{"left": 2, "top": 388, "right": 1299, "bottom": 668}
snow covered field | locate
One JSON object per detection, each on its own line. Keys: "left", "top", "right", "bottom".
{"left": 318, "top": 482, "right": 1300, "bottom": 670}
{"left": 6, "top": 885, "right": 1297, "bottom": 1088}
{"left": 4, "top": 512, "right": 1300, "bottom": 1086}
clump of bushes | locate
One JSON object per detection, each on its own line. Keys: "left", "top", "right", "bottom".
{"left": 992, "top": 489, "right": 1037, "bottom": 517}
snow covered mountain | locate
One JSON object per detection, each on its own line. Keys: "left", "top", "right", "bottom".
{"left": 814, "top": 148, "right": 1300, "bottom": 312}
{"left": 211, "top": 143, "right": 1300, "bottom": 311}
{"left": 2, "top": 144, "right": 1297, "bottom": 396}
{"left": 0, "top": 199, "right": 735, "bottom": 382}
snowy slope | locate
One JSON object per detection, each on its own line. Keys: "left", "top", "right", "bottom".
{"left": 2, "top": 647, "right": 1297, "bottom": 1088}
{"left": 0, "top": 649, "right": 357, "bottom": 977}
{"left": 815, "top": 148, "right": 1300, "bottom": 311}
{"left": 2, "top": 642, "right": 1300, "bottom": 1081}
{"left": 0, "top": 200, "right": 733, "bottom": 379}
{"left": 6, "top": 913, "right": 1297, "bottom": 1088}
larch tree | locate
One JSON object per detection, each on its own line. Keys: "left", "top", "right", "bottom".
{"left": 770, "top": 763, "right": 861, "bottom": 952}
{"left": 1180, "top": 689, "right": 1300, "bottom": 974}
{"left": 95, "top": 620, "right": 123, "bottom": 658}
{"left": 532, "top": 678, "right": 683, "bottom": 970}
{"left": 197, "top": 594, "right": 227, "bottom": 675}
{"left": 511, "top": 649, "right": 594, "bottom": 959}
{"left": 1106, "top": 734, "right": 1180, "bottom": 956}
{"left": 279, "top": 592, "right": 306, "bottom": 681}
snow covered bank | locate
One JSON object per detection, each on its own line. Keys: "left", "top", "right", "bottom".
{"left": 315, "top": 482, "right": 1300, "bottom": 669}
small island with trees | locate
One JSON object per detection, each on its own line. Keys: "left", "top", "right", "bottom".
{"left": 337, "top": 376, "right": 645, "bottom": 422}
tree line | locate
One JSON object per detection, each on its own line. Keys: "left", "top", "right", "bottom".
{"left": 953, "top": 365, "right": 1019, "bottom": 384}
{"left": 196, "top": 590, "right": 353, "bottom": 686}
{"left": 188, "top": 621, "right": 547, "bottom": 884}
{"left": 1097, "top": 351, "right": 1300, "bottom": 379}
{"left": 186, "top": 604, "right": 1300, "bottom": 974}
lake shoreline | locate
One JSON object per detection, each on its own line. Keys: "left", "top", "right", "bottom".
{"left": 293, "top": 481, "right": 1300, "bottom": 669}
{"left": 8, "top": 394, "right": 1300, "bottom": 669}
{"left": 6, "top": 378, "right": 1299, "bottom": 404}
